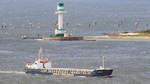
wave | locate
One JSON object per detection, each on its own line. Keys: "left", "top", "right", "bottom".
{"left": 0, "top": 50, "right": 13, "bottom": 54}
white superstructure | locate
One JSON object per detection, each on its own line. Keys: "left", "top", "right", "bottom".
{"left": 25, "top": 48, "right": 51, "bottom": 69}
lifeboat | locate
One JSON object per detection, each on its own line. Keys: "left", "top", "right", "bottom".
{"left": 40, "top": 59, "right": 49, "bottom": 63}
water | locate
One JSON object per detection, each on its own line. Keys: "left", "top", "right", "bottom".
{"left": 0, "top": 0, "right": 150, "bottom": 84}
{"left": 0, "top": 39, "right": 150, "bottom": 84}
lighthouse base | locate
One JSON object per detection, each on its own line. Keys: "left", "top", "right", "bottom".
{"left": 55, "top": 33, "right": 64, "bottom": 37}
{"left": 55, "top": 29, "right": 66, "bottom": 37}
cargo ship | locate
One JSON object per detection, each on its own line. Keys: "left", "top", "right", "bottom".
{"left": 25, "top": 48, "right": 113, "bottom": 77}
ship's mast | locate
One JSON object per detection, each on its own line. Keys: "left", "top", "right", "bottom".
{"left": 99, "top": 56, "right": 105, "bottom": 69}
{"left": 102, "top": 56, "right": 105, "bottom": 68}
{"left": 38, "top": 47, "right": 42, "bottom": 60}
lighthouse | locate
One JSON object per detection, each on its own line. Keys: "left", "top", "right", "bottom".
{"left": 55, "top": 2, "right": 66, "bottom": 37}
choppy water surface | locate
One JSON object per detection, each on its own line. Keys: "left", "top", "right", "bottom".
{"left": 0, "top": 39, "right": 150, "bottom": 84}
{"left": 0, "top": 0, "right": 150, "bottom": 84}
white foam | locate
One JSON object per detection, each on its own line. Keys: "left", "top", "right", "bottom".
{"left": 0, "top": 71, "right": 25, "bottom": 74}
